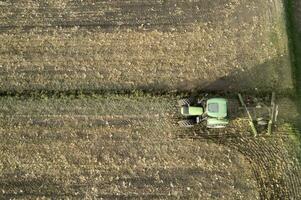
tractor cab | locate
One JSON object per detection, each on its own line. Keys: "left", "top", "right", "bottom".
{"left": 206, "top": 98, "right": 227, "bottom": 119}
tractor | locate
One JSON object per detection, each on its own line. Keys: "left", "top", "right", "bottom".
{"left": 177, "top": 95, "right": 229, "bottom": 128}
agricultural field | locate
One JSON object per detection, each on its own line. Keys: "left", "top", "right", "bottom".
{"left": 0, "top": 95, "right": 259, "bottom": 199}
{"left": 0, "top": 0, "right": 293, "bottom": 93}
{"left": 0, "top": 94, "right": 300, "bottom": 199}
{"left": 0, "top": 0, "right": 301, "bottom": 199}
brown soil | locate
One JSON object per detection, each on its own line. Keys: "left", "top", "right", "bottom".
{"left": 0, "top": 0, "right": 300, "bottom": 199}
{"left": 0, "top": 95, "right": 259, "bottom": 199}
{"left": 0, "top": 95, "right": 300, "bottom": 199}
{"left": 0, "top": 0, "right": 293, "bottom": 93}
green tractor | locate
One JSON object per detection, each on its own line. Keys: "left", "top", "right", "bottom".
{"left": 177, "top": 96, "right": 229, "bottom": 128}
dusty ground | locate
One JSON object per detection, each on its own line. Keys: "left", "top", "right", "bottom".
{"left": 0, "top": 95, "right": 259, "bottom": 199}
{"left": 0, "top": 0, "right": 293, "bottom": 93}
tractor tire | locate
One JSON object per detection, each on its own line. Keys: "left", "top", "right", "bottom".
{"left": 177, "top": 98, "right": 195, "bottom": 106}
{"left": 178, "top": 120, "right": 196, "bottom": 128}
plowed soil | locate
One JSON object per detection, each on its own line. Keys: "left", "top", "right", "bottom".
{"left": 0, "top": 95, "right": 300, "bottom": 199}
{"left": 0, "top": 0, "right": 293, "bottom": 93}
{"left": 0, "top": 95, "right": 259, "bottom": 199}
{"left": 0, "top": 0, "right": 300, "bottom": 199}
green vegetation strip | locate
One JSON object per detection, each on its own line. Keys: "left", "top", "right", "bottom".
{"left": 284, "top": 0, "right": 301, "bottom": 160}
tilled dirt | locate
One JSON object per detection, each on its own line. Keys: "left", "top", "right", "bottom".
{"left": 0, "top": 0, "right": 293, "bottom": 93}
{"left": 0, "top": 0, "right": 300, "bottom": 199}
{"left": 176, "top": 96, "right": 301, "bottom": 200}
{"left": 0, "top": 94, "right": 300, "bottom": 199}
{"left": 0, "top": 95, "right": 259, "bottom": 199}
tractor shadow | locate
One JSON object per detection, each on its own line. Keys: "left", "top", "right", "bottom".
{"left": 194, "top": 56, "right": 292, "bottom": 94}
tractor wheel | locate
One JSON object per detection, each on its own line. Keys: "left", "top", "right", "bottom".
{"left": 178, "top": 120, "right": 196, "bottom": 128}
{"left": 178, "top": 98, "right": 195, "bottom": 106}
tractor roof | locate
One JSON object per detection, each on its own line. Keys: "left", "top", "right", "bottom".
{"left": 206, "top": 98, "right": 227, "bottom": 118}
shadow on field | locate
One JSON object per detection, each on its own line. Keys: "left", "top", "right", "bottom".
{"left": 285, "top": 0, "right": 301, "bottom": 133}
{"left": 200, "top": 55, "right": 301, "bottom": 133}
{"left": 0, "top": 174, "right": 75, "bottom": 199}
{"left": 131, "top": 56, "right": 292, "bottom": 95}
{"left": 198, "top": 56, "right": 291, "bottom": 93}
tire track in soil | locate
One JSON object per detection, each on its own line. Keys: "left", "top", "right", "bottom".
{"left": 176, "top": 95, "right": 301, "bottom": 200}
{"left": 179, "top": 129, "right": 301, "bottom": 199}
